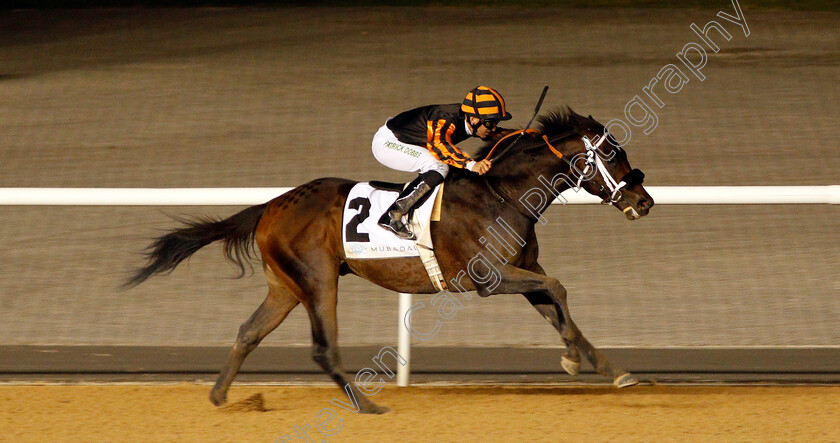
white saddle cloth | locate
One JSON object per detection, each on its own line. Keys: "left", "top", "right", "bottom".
{"left": 342, "top": 182, "right": 441, "bottom": 259}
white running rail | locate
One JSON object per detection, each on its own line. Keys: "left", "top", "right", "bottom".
{"left": 2, "top": 185, "right": 836, "bottom": 386}
{"left": 0, "top": 186, "right": 837, "bottom": 205}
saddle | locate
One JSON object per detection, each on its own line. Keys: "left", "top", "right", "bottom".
{"left": 369, "top": 180, "right": 404, "bottom": 192}
{"left": 342, "top": 181, "right": 448, "bottom": 291}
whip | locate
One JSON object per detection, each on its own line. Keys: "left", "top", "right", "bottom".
{"left": 489, "top": 85, "right": 548, "bottom": 161}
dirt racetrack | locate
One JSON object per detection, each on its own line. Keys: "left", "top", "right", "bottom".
{"left": 1, "top": 384, "right": 840, "bottom": 442}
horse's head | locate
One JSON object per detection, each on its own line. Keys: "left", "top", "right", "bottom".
{"left": 479, "top": 107, "right": 653, "bottom": 221}
{"left": 540, "top": 108, "right": 653, "bottom": 220}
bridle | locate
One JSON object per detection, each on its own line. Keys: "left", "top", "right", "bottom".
{"left": 577, "top": 135, "right": 636, "bottom": 204}
{"left": 572, "top": 135, "right": 646, "bottom": 206}
{"left": 486, "top": 129, "right": 645, "bottom": 207}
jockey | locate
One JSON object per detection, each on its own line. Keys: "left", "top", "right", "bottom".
{"left": 373, "top": 85, "right": 512, "bottom": 240}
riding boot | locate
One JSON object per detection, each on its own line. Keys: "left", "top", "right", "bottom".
{"left": 378, "top": 172, "right": 441, "bottom": 240}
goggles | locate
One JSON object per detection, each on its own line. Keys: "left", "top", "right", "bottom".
{"left": 481, "top": 119, "right": 499, "bottom": 130}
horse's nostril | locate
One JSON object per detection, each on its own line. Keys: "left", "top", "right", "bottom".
{"left": 638, "top": 199, "right": 650, "bottom": 210}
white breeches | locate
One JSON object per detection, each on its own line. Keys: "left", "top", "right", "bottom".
{"left": 371, "top": 123, "right": 449, "bottom": 177}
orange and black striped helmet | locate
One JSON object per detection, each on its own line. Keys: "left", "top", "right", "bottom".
{"left": 461, "top": 86, "right": 513, "bottom": 121}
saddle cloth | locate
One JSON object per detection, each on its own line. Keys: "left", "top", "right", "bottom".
{"left": 342, "top": 182, "right": 442, "bottom": 259}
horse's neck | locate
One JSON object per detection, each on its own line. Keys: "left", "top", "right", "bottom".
{"left": 488, "top": 153, "right": 573, "bottom": 218}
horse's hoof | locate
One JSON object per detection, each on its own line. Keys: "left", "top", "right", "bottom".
{"left": 561, "top": 355, "right": 581, "bottom": 376}
{"left": 360, "top": 404, "right": 391, "bottom": 414}
{"left": 209, "top": 390, "right": 228, "bottom": 407}
{"left": 613, "top": 372, "right": 639, "bottom": 388}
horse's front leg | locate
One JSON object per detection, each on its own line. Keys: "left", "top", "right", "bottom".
{"left": 496, "top": 266, "right": 638, "bottom": 388}
{"left": 522, "top": 262, "right": 581, "bottom": 376}
{"left": 523, "top": 291, "right": 582, "bottom": 376}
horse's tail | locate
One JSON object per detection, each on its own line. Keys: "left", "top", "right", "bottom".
{"left": 122, "top": 203, "right": 268, "bottom": 289}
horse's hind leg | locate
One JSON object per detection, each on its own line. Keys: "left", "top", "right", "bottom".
{"left": 303, "top": 276, "right": 389, "bottom": 414}
{"left": 210, "top": 280, "right": 299, "bottom": 406}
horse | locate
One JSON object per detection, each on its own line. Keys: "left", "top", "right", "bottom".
{"left": 125, "top": 107, "right": 654, "bottom": 413}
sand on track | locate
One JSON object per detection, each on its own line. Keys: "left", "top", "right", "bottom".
{"left": 0, "top": 384, "right": 839, "bottom": 442}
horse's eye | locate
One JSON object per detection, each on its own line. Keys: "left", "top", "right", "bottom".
{"left": 605, "top": 147, "right": 624, "bottom": 162}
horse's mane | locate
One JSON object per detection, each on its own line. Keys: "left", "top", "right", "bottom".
{"left": 472, "top": 106, "right": 595, "bottom": 162}
{"left": 536, "top": 106, "right": 600, "bottom": 139}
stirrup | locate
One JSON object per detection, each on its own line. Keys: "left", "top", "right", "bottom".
{"left": 378, "top": 213, "right": 416, "bottom": 240}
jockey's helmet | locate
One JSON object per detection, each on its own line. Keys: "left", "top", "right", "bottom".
{"left": 461, "top": 86, "right": 513, "bottom": 121}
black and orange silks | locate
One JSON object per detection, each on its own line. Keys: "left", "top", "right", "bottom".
{"left": 386, "top": 103, "right": 474, "bottom": 168}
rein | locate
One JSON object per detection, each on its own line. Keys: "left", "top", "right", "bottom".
{"left": 485, "top": 129, "right": 564, "bottom": 162}
{"left": 479, "top": 129, "right": 566, "bottom": 223}
{"left": 484, "top": 85, "right": 549, "bottom": 162}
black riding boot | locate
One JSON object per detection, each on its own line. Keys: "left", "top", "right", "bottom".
{"left": 378, "top": 171, "right": 443, "bottom": 240}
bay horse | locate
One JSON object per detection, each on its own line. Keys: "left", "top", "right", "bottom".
{"left": 126, "top": 107, "right": 653, "bottom": 413}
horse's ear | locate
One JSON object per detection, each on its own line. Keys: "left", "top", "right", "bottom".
{"left": 588, "top": 114, "right": 594, "bottom": 119}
